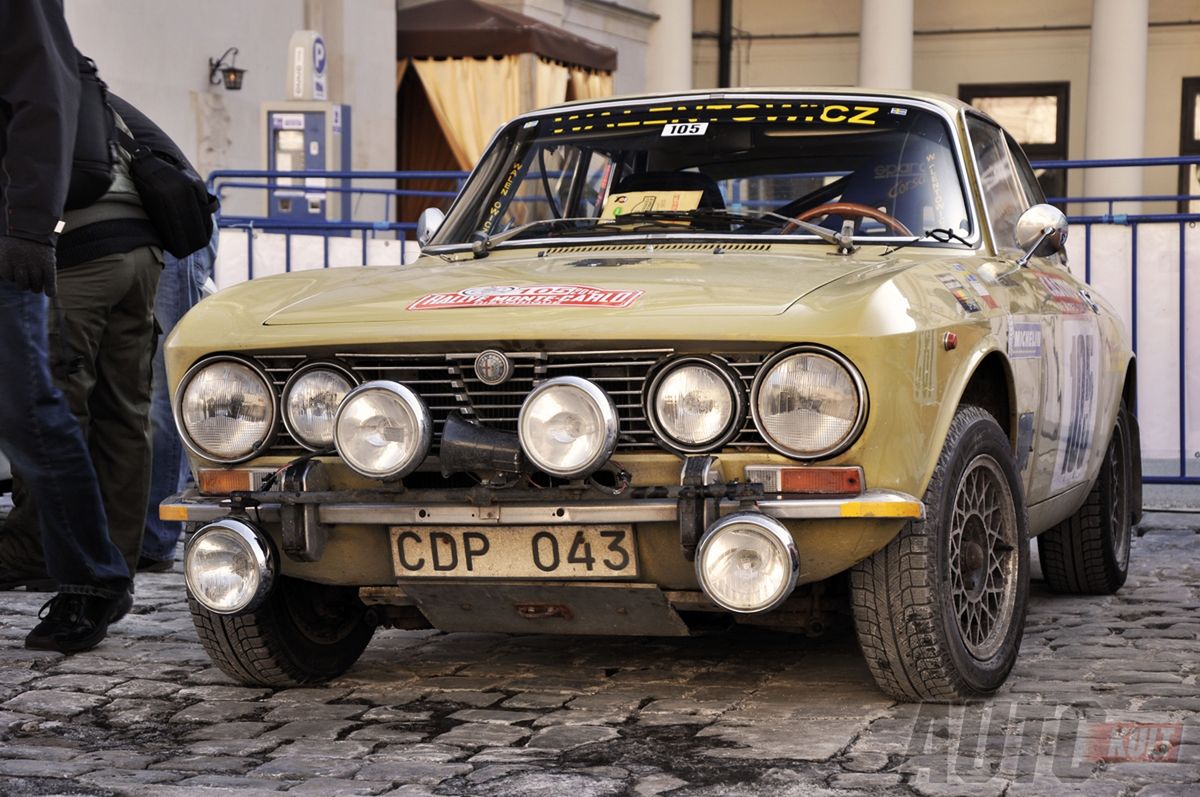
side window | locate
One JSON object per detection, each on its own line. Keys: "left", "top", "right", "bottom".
{"left": 966, "top": 116, "right": 1031, "bottom": 254}
{"left": 1006, "top": 132, "right": 1047, "bottom": 207}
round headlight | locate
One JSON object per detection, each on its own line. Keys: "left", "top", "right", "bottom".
{"left": 518, "top": 376, "right": 619, "bottom": 478}
{"left": 752, "top": 348, "right": 866, "bottom": 459}
{"left": 283, "top": 366, "right": 355, "bottom": 450}
{"left": 648, "top": 359, "right": 742, "bottom": 452}
{"left": 177, "top": 357, "right": 276, "bottom": 463}
{"left": 333, "top": 381, "right": 432, "bottom": 479}
{"left": 184, "top": 520, "right": 273, "bottom": 614}
{"left": 695, "top": 513, "right": 799, "bottom": 613}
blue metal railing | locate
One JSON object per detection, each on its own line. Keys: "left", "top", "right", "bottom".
{"left": 1031, "top": 156, "right": 1198, "bottom": 484}
{"left": 206, "top": 169, "right": 468, "bottom": 279}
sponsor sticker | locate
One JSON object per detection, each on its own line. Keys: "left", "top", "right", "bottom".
{"left": 964, "top": 273, "right": 999, "bottom": 309}
{"left": 936, "top": 274, "right": 980, "bottom": 313}
{"left": 1035, "top": 270, "right": 1088, "bottom": 314}
{"left": 1051, "top": 316, "right": 1099, "bottom": 491}
{"left": 1008, "top": 321, "right": 1043, "bottom": 359}
{"left": 662, "top": 122, "right": 708, "bottom": 137}
{"left": 408, "top": 285, "right": 644, "bottom": 311}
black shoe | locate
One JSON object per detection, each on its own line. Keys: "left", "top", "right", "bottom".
{"left": 24, "top": 590, "right": 133, "bottom": 653}
{"left": 137, "top": 555, "right": 174, "bottom": 573}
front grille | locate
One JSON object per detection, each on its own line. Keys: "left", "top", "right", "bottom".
{"left": 256, "top": 349, "right": 770, "bottom": 458}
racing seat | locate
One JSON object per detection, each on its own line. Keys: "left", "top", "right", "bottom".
{"left": 611, "top": 171, "right": 726, "bottom": 211}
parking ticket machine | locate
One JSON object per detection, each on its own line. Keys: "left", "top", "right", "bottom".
{"left": 262, "top": 30, "right": 352, "bottom": 223}
{"left": 264, "top": 102, "right": 351, "bottom": 222}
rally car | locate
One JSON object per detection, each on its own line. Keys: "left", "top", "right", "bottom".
{"left": 164, "top": 88, "right": 1139, "bottom": 700}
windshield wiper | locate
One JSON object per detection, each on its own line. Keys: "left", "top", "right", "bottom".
{"left": 471, "top": 217, "right": 602, "bottom": 257}
{"left": 883, "top": 227, "right": 973, "bottom": 255}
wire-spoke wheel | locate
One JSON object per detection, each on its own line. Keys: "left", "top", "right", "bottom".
{"left": 948, "top": 455, "right": 1019, "bottom": 661}
{"left": 852, "top": 404, "right": 1030, "bottom": 701}
{"left": 1038, "top": 403, "right": 1133, "bottom": 594}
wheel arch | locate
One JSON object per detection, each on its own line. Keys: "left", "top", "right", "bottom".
{"left": 913, "top": 344, "right": 1017, "bottom": 500}
{"left": 1121, "top": 355, "right": 1143, "bottom": 525}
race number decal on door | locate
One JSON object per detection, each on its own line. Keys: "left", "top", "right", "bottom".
{"left": 1051, "top": 317, "right": 1099, "bottom": 491}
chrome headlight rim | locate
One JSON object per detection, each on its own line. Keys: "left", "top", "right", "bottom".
{"left": 645, "top": 355, "right": 745, "bottom": 454}
{"left": 183, "top": 519, "right": 275, "bottom": 615}
{"left": 173, "top": 354, "right": 279, "bottom": 465}
{"left": 518, "top": 375, "right": 620, "bottom": 479}
{"left": 281, "top": 362, "right": 359, "bottom": 452}
{"left": 750, "top": 345, "right": 869, "bottom": 461}
{"left": 332, "top": 379, "right": 433, "bottom": 480}
{"left": 695, "top": 512, "right": 800, "bottom": 614}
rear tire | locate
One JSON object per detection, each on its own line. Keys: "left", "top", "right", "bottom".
{"left": 189, "top": 576, "right": 375, "bottom": 687}
{"left": 851, "top": 405, "right": 1030, "bottom": 701}
{"left": 1037, "top": 404, "right": 1132, "bottom": 594}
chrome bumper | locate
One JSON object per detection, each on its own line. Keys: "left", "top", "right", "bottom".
{"left": 161, "top": 488, "right": 924, "bottom": 525}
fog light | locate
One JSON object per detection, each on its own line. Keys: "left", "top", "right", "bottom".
{"left": 695, "top": 512, "right": 798, "bottom": 613}
{"left": 519, "top": 376, "right": 619, "bottom": 478}
{"left": 184, "top": 519, "right": 274, "bottom": 614}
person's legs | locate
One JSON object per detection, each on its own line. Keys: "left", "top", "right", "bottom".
{"left": 141, "top": 253, "right": 184, "bottom": 566}
{"left": 1, "top": 266, "right": 111, "bottom": 583}
{"left": 0, "top": 281, "right": 129, "bottom": 595}
{"left": 84, "top": 246, "right": 161, "bottom": 577}
{"left": 142, "top": 229, "right": 216, "bottom": 566}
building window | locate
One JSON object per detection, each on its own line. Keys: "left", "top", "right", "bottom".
{"left": 959, "top": 82, "right": 1069, "bottom": 204}
{"left": 1180, "top": 77, "right": 1200, "bottom": 214}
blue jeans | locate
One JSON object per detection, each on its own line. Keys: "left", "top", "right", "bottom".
{"left": 0, "top": 282, "right": 130, "bottom": 595}
{"left": 142, "top": 230, "right": 218, "bottom": 562}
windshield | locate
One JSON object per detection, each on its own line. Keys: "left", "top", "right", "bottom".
{"left": 431, "top": 96, "right": 973, "bottom": 249}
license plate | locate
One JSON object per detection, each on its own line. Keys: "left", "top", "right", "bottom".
{"left": 389, "top": 525, "right": 637, "bottom": 579}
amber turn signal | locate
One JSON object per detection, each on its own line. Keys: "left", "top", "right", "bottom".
{"left": 198, "top": 469, "right": 263, "bottom": 495}
{"left": 743, "top": 465, "right": 864, "bottom": 495}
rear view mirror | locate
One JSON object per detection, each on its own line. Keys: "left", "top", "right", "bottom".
{"left": 416, "top": 208, "right": 445, "bottom": 248}
{"left": 1015, "top": 204, "right": 1068, "bottom": 267}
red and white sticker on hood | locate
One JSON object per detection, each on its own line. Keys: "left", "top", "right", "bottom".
{"left": 407, "top": 285, "right": 644, "bottom": 311}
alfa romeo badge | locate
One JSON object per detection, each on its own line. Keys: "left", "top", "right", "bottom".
{"left": 474, "top": 349, "right": 512, "bottom": 385}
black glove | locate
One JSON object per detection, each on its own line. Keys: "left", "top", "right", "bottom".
{"left": 0, "top": 236, "right": 58, "bottom": 297}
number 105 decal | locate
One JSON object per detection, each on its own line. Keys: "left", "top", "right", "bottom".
{"left": 662, "top": 122, "right": 709, "bottom": 137}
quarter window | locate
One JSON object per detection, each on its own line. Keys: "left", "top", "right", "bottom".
{"left": 967, "top": 116, "right": 1032, "bottom": 254}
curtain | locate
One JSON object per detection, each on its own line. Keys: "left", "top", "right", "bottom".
{"left": 568, "top": 68, "right": 614, "bottom": 101}
{"left": 413, "top": 56, "right": 522, "bottom": 170}
{"left": 533, "top": 58, "right": 570, "bottom": 110}
{"left": 396, "top": 66, "right": 461, "bottom": 223}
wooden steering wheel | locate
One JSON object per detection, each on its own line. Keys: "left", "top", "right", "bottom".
{"left": 782, "top": 201, "right": 912, "bottom": 237}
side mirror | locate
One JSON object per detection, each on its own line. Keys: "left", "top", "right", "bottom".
{"left": 1015, "top": 203, "right": 1068, "bottom": 267}
{"left": 416, "top": 207, "right": 445, "bottom": 248}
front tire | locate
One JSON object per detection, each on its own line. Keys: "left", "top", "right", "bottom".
{"left": 189, "top": 576, "right": 375, "bottom": 687}
{"left": 1037, "top": 404, "right": 1132, "bottom": 594}
{"left": 851, "top": 405, "right": 1030, "bottom": 701}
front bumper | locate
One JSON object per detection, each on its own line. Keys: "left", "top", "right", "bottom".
{"left": 162, "top": 488, "right": 923, "bottom": 525}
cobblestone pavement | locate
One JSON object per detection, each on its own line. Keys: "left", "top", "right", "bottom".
{"left": 0, "top": 509, "right": 1196, "bottom": 796}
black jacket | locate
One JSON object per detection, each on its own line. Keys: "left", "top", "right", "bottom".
{"left": 0, "top": 0, "right": 80, "bottom": 246}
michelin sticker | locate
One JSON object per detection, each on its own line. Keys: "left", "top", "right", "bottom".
{"left": 408, "top": 285, "right": 644, "bottom": 311}
{"left": 1008, "top": 321, "right": 1043, "bottom": 359}
{"left": 1051, "top": 317, "right": 1100, "bottom": 491}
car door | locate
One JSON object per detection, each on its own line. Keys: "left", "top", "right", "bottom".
{"left": 965, "top": 114, "right": 1099, "bottom": 504}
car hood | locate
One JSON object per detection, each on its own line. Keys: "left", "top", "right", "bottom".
{"left": 261, "top": 249, "right": 878, "bottom": 326}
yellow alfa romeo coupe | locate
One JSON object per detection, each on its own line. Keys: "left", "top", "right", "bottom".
{"left": 165, "top": 89, "right": 1139, "bottom": 701}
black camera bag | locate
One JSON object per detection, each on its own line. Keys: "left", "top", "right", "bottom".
{"left": 116, "top": 129, "right": 217, "bottom": 257}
